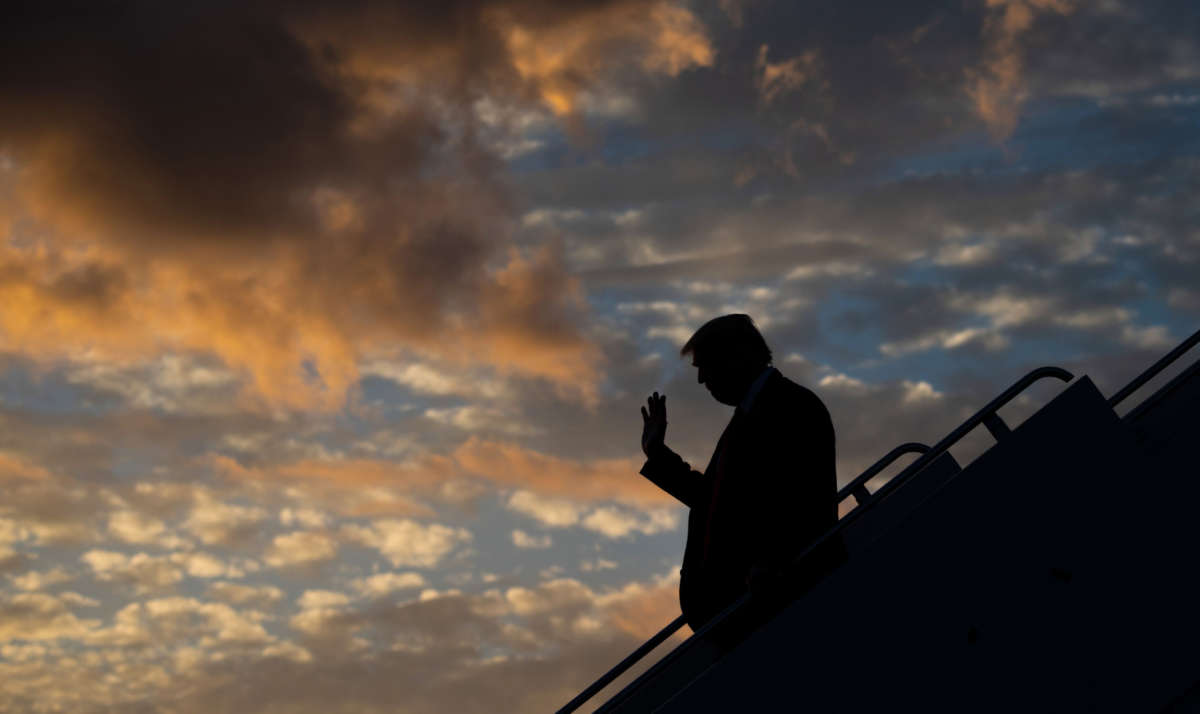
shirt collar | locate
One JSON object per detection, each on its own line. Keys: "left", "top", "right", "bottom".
{"left": 738, "top": 366, "right": 776, "bottom": 414}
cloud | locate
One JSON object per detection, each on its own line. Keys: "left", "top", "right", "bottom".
{"left": 10, "top": 567, "right": 74, "bottom": 591}
{"left": 579, "top": 558, "right": 619, "bottom": 572}
{"left": 0, "top": 567, "right": 699, "bottom": 712}
{"left": 1120, "top": 324, "right": 1174, "bottom": 350}
{"left": 0, "top": 2, "right": 1197, "bottom": 712}
{"left": 340, "top": 519, "right": 472, "bottom": 568}
{"left": 170, "top": 552, "right": 246, "bottom": 579}
{"left": 123, "top": 597, "right": 273, "bottom": 646}
{"left": 80, "top": 550, "right": 184, "bottom": 593}
{"left": 211, "top": 455, "right": 436, "bottom": 519}
{"left": 581, "top": 506, "right": 680, "bottom": 539}
{"left": 506, "top": 491, "right": 582, "bottom": 527}
{"left": 297, "top": 590, "right": 351, "bottom": 611}
{"left": 264, "top": 531, "right": 339, "bottom": 569}
{"left": 0, "top": 591, "right": 100, "bottom": 641}
{"left": 206, "top": 582, "right": 286, "bottom": 610}
{"left": 279, "top": 507, "right": 330, "bottom": 530}
{"left": 424, "top": 406, "right": 543, "bottom": 437}
{"left": 64, "top": 355, "right": 238, "bottom": 415}
{"left": 818, "top": 372, "right": 871, "bottom": 396}
{"left": 0, "top": 451, "right": 53, "bottom": 481}
{"left": 755, "top": 45, "right": 821, "bottom": 105}
{"left": 360, "top": 361, "right": 512, "bottom": 401}
{"left": 511, "top": 529, "right": 554, "bottom": 549}
{"left": 454, "top": 438, "right": 669, "bottom": 506}
{"left": 182, "top": 495, "right": 268, "bottom": 546}
{"left": 0, "top": 518, "right": 31, "bottom": 546}
{"left": 106, "top": 510, "right": 168, "bottom": 545}
{"left": 900, "top": 380, "right": 945, "bottom": 406}
{"left": 967, "top": 0, "right": 1076, "bottom": 138}
{"left": 350, "top": 572, "right": 428, "bottom": 598}
{"left": 487, "top": 1, "right": 714, "bottom": 118}
{"left": 0, "top": 477, "right": 100, "bottom": 545}
{"left": 506, "top": 490, "right": 679, "bottom": 538}
{"left": 0, "top": 0, "right": 710, "bottom": 408}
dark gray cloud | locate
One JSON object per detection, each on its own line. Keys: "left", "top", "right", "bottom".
{"left": 3, "top": 0, "right": 720, "bottom": 404}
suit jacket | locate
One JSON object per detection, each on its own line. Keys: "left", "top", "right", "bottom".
{"left": 640, "top": 369, "right": 837, "bottom": 628}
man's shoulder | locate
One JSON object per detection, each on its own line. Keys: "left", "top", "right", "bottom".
{"left": 759, "top": 371, "right": 831, "bottom": 422}
{"left": 766, "top": 370, "right": 824, "bottom": 404}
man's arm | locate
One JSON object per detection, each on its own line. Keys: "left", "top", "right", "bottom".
{"left": 640, "top": 392, "right": 704, "bottom": 508}
{"left": 640, "top": 446, "right": 704, "bottom": 508}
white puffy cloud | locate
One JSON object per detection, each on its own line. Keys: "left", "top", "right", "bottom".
{"left": 290, "top": 590, "right": 355, "bottom": 638}
{"left": 106, "top": 510, "right": 168, "bottom": 545}
{"left": 81, "top": 550, "right": 184, "bottom": 592}
{"left": 340, "top": 519, "right": 472, "bottom": 568}
{"left": 580, "top": 507, "right": 679, "bottom": 539}
{"left": 360, "top": 361, "right": 511, "bottom": 400}
{"left": 0, "top": 518, "right": 32, "bottom": 545}
{"left": 505, "top": 491, "right": 582, "bottom": 527}
{"left": 264, "top": 531, "right": 339, "bottom": 568}
{"left": 507, "top": 491, "right": 679, "bottom": 538}
{"left": 169, "top": 551, "right": 244, "bottom": 579}
{"left": 140, "top": 597, "right": 273, "bottom": 644}
{"left": 511, "top": 529, "right": 553, "bottom": 549}
{"left": 503, "top": 579, "right": 595, "bottom": 616}
{"left": 182, "top": 495, "right": 267, "bottom": 545}
{"left": 279, "top": 507, "right": 330, "bottom": 529}
{"left": 0, "top": 591, "right": 100, "bottom": 641}
{"left": 206, "top": 582, "right": 286, "bottom": 609}
{"left": 424, "top": 406, "right": 542, "bottom": 437}
{"left": 818, "top": 372, "right": 871, "bottom": 396}
{"left": 350, "top": 572, "right": 427, "bottom": 598}
{"left": 297, "top": 589, "right": 351, "bottom": 610}
{"left": 10, "top": 567, "right": 74, "bottom": 591}
{"left": 900, "top": 380, "right": 944, "bottom": 406}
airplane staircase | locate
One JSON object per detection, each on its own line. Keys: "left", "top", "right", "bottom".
{"left": 559, "top": 326, "right": 1200, "bottom": 713}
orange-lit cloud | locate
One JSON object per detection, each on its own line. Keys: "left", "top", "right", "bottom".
{"left": 451, "top": 438, "right": 673, "bottom": 506}
{"left": 211, "top": 435, "right": 675, "bottom": 514}
{"left": 0, "top": 1, "right": 715, "bottom": 409}
{"left": 0, "top": 451, "right": 52, "bottom": 481}
{"left": 967, "top": 0, "right": 1075, "bottom": 139}
{"left": 499, "top": 1, "right": 714, "bottom": 117}
{"left": 755, "top": 45, "right": 821, "bottom": 106}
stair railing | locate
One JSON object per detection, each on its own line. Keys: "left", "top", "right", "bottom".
{"left": 558, "top": 365, "right": 1075, "bottom": 714}
{"left": 1107, "top": 326, "right": 1200, "bottom": 408}
{"left": 839, "top": 442, "right": 930, "bottom": 506}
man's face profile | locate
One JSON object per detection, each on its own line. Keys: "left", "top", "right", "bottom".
{"left": 693, "top": 351, "right": 747, "bottom": 407}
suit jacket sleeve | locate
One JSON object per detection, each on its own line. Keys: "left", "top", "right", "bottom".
{"left": 639, "top": 446, "right": 705, "bottom": 509}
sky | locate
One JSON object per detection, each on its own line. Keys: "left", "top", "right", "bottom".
{"left": 0, "top": 0, "right": 1198, "bottom": 711}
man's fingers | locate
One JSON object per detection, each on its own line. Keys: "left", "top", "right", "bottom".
{"left": 645, "top": 392, "right": 666, "bottom": 421}
{"left": 641, "top": 406, "right": 649, "bottom": 422}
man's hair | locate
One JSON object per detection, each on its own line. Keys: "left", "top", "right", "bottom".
{"left": 680, "top": 314, "right": 772, "bottom": 368}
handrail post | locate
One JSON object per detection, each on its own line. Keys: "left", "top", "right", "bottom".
{"left": 982, "top": 412, "right": 1012, "bottom": 441}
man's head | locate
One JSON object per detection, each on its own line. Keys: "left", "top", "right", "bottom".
{"left": 681, "top": 314, "right": 772, "bottom": 406}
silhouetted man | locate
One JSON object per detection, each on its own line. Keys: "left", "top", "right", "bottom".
{"left": 639, "top": 314, "right": 837, "bottom": 632}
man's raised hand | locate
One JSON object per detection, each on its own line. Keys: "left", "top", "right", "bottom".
{"left": 640, "top": 392, "right": 667, "bottom": 458}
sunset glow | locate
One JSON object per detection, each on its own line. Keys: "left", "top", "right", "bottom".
{"left": 1, "top": 1, "right": 1198, "bottom": 711}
